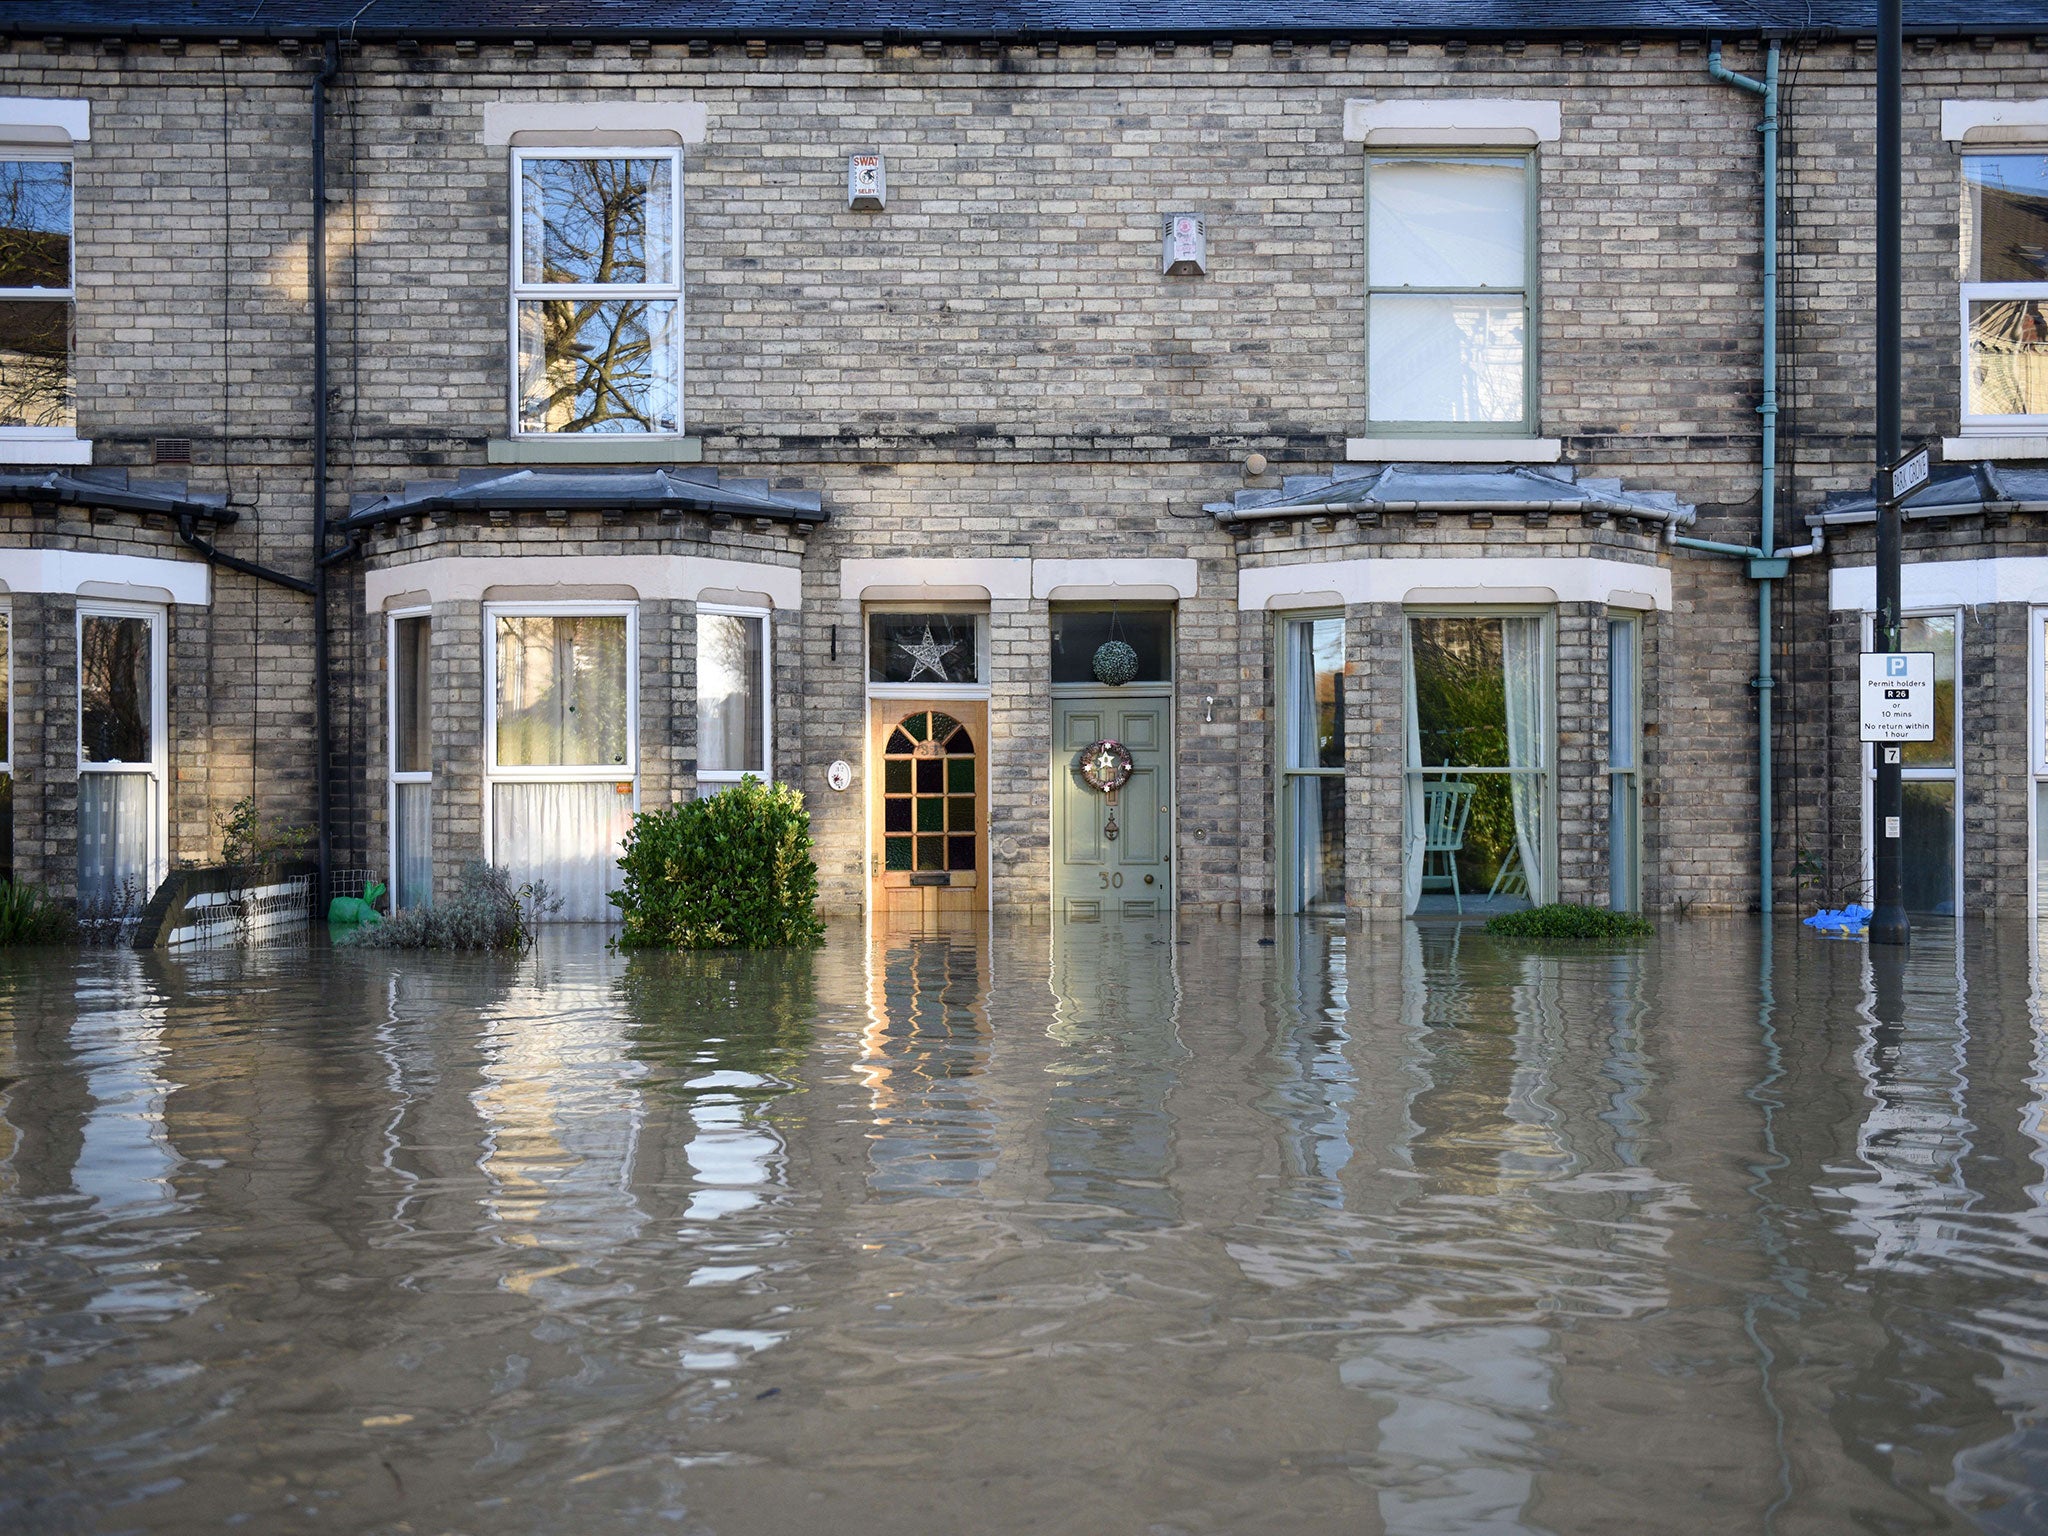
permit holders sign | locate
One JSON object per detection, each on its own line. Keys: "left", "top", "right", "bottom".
{"left": 1860, "top": 652, "right": 1935, "bottom": 742}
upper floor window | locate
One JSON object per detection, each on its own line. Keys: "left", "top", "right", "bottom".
{"left": 1366, "top": 153, "right": 1532, "bottom": 435}
{"left": 0, "top": 154, "right": 73, "bottom": 435}
{"left": 511, "top": 149, "right": 681, "bottom": 436}
{"left": 1962, "top": 153, "right": 2048, "bottom": 431}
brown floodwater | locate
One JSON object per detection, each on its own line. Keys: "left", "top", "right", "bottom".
{"left": 1, "top": 916, "right": 2045, "bottom": 1534}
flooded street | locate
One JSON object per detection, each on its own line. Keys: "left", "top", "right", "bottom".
{"left": 3, "top": 918, "right": 2046, "bottom": 1535}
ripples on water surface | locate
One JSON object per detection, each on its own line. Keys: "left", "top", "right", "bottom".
{"left": 2, "top": 917, "right": 2047, "bottom": 1534}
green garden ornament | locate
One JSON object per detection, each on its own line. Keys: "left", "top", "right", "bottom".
{"left": 1092, "top": 639, "right": 1139, "bottom": 686}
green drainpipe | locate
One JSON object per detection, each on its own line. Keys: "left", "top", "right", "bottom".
{"left": 1671, "top": 39, "right": 1781, "bottom": 916}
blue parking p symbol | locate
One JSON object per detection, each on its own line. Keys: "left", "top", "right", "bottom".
{"left": 1887, "top": 655, "right": 1908, "bottom": 677}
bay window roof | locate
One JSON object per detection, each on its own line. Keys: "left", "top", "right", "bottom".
{"left": 342, "top": 466, "right": 825, "bottom": 530}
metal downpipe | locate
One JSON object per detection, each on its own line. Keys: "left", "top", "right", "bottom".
{"left": 1709, "top": 38, "right": 1782, "bottom": 917}
{"left": 311, "top": 41, "right": 338, "bottom": 903}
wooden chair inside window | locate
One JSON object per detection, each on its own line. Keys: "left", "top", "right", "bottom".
{"left": 1421, "top": 777, "right": 1476, "bottom": 914}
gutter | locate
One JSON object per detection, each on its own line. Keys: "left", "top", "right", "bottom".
{"left": 176, "top": 516, "right": 315, "bottom": 596}
{"left": 1221, "top": 497, "right": 1690, "bottom": 522}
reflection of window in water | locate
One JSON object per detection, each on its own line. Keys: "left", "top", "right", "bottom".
{"left": 859, "top": 938, "right": 996, "bottom": 1198}
{"left": 1039, "top": 922, "right": 1184, "bottom": 1238}
{"left": 1258, "top": 923, "right": 1356, "bottom": 1207}
{"left": 477, "top": 994, "right": 651, "bottom": 1276}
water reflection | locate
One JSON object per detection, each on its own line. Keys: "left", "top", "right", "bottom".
{"left": 3, "top": 921, "right": 2048, "bottom": 1532}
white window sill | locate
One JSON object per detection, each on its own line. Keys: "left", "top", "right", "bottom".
{"left": 0, "top": 437, "right": 91, "bottom": 465}
{"left": 1942, "top": 434, "right": 2048, "bottom": 461}
{"left": 488, "top": 436, "right": 702, "bottom": 466}
{"left": 1347, "top": 436, "right": 1561, "bottom": 465}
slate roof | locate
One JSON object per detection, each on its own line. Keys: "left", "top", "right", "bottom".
{"left": 7, "top": 3, "right": 2042, "bottom": 40}
{"left": 1206, "top": 463, "right": 1694, "bottom": 525}
{"left": 1812, "top": 462, "right": 2048, "bottom": 525}
{"left": 342, "top": 465, "right": 825, "bottom": 529}
{"left": 0, "top": 468, "right": 232, "bottom": 522}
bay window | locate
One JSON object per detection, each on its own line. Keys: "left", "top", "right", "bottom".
{"left": 388, "top": 611, "right": 432, "bottom": 910}
{"left": 1961, "top": 153, "right": 2048, "bottom": 431}
{"left": 1403, "top": 612, "right": 1551, "bottom": 915}
{"left": 696, "top": 605, "right": 769, "bottom": 787}
{"left": 512, "top": 150, "right": 682, "bottom": 436}
{"left": 77, "top": 604, "right": 164, "bottom": 911}
{"left": 1607, "top": 615, "right": 1642, "bottom": 911}
{"left": 1278, "top": 614, "right": 1346, "bottom": 913}
{"left": 1366, "top": 154, "right": 1533, "bottom": 433}
{"left": 487, "top": 606, "right": 636, "bottom": 921}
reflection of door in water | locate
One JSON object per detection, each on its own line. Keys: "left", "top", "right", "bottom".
{"left": 871, "top": 700, "right": 987, "bottom": 916}
{"left": 1053, "top": 695, "right": 1171, "bottom": 918}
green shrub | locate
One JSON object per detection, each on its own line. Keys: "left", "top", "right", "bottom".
{"left": 1484, "top": 903, "right": 1654, "bottom": 941}
{"left": 0, "top": 880, "right": 74, "bottom": 945}
{"left": 612, "top": 777, "right": 825, "bottom": 951}
{"left": 340, "top": 861, "right": 557, "bottom": 951}
{"left": 216, "top": 793, "right": 311, "bottom": 872}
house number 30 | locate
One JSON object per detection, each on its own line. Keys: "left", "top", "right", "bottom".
{"left": 1098, "top": 871, "right": 1124, "bottom": 889}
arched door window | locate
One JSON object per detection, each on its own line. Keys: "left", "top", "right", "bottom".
{"left": 882, "top": 710, "right": 977, "bottom": 874}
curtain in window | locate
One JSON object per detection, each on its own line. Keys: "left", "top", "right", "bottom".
{"left": 696, "top": 612, "right": 764, "bottom": 774}
{"left": 495, "top": 614, "right": 629, "bottom": 768}
{"left": 491, "top": 780, "right": 633, "bottom": 922}
{"left": 1501, "top": 616, "right": 1546, "bottom": 903}
{"left": 394, "top": 781, "right": 432, "bottom": 910}
{"left": 78, "top": 774, "right": 151, "bottom": 909}
{"left": 1403, "top": 651, "right": 1425, "bottom": 914}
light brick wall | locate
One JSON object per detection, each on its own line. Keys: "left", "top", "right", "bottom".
{"left": 0, "top": 31, "right": 2039, "bottom": 915}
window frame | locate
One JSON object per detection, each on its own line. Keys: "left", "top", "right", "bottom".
{"left": 387, "top": 607, "right": 432, "bottom": 909}
{"left": 483, "top": 600, "right": 639, "bottom": 781}
{"left": 694, "top": 600, "right": 772, "bottom": 788}
{"left": 74, "top": 599, "right": 167, "bottom": 893}
{"left": 1606, "top": 611, "right": 1643, "bottom": 912}
{"left": 864, "top": 604, "right": 991, "bottom": 701}
{"left": 1275, "top": 610, "right": 1347, "bottom": 916}
{"left": 2031, "top": 606, "right": 2048, "bottom": 926}
{"left": 0, "top": 145, "right": 76, "bottom": 445}
{"left": 1400, "top": 604, "right": 1557, "bottom": 911}
{"left": 1959, "top": 151, "right": 2048, "bottom": 434}
{"left": 1861, "top": 607, "right": 1963, "bottom": 914}
{"left": 1363, "top": 149, "right": 1539, "bottom": 439}
{"left": 0, "top": 597, "right": 11, "bottom": 775}
{"left": 507, "top": 145, "right": 686, "bottom": 440}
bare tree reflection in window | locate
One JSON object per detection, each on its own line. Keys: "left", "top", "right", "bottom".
{"left": 516, "top": 157, "right": 679, "bottom": 434}
{"left": 0, "top": 160, "right": 73, "bottom": 429}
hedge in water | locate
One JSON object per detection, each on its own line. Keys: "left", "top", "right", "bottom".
{"left": 612, "top": 777, "right": 826, "bottom": 950}
{"left": 1484, "top": 903, "right": 1654, "bottom": 940}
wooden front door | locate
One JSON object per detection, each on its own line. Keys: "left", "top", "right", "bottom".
{"left": 1053, "top": 693, "right": 1172, "bottom": 919}
{"left": 871, "top": 700, "right": 988, "bottom": 916}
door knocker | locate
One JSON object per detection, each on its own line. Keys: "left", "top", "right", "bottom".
{"left": 1078, "top": 739, "right": 1135, "bottom": 841}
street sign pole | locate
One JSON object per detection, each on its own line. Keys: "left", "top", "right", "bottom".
{"left": 1870, "top": 0, "right": 1908, "bottom": 946}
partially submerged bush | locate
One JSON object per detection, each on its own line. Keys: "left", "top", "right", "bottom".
{"left": 612, "top": 777, "right": 825, "bottom": 951}
{"left": 1485, "top": 903, "right": 1654, "bottom": 940}
{"left": 216, "top": 793, "right": 311, "bottom": 873}
{"left": 0, "top": 880, "right": 74, "bottom": 945}
{"left": 340, "top": 861, "right": 557, "bottom": 951}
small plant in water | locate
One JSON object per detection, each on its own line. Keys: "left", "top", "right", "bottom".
{"left": 612, "top": 777, "right": 825, "bottom": 951}
{"left": 217, "top": 794, "right": 312, "bottom": 872}
{"left": 0, "top": 879, "right": 74, "bottom": 944}
{"left": 1485, "top": 903, "right": 1654, "bottom": 941}
{"left": 340, "top": 861, "right": 558, "bottom": 952}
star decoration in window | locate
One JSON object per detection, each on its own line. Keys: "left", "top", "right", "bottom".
{"left": 897, "top": 625, "right": 959, "bottom": 682}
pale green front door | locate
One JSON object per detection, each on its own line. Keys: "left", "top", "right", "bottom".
{"left": 1053, "top": 693, "right": 1172, "bottom": 918}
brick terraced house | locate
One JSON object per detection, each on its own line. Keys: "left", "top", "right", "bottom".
{"left": 0, "top": 1, "right": 2042, "bottom": 924}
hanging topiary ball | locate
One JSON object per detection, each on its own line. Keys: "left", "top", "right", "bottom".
{"left": 1092, "top": 639, "right": 1139, "bottom": 686}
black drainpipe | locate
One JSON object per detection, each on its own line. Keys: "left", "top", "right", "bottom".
{"left": 311, "top": 40, "right": 339, "bottom": 902}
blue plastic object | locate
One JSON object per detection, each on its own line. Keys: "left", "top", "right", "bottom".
{"left": 1803, "top": 903, "right": 1871, "bottom": 938}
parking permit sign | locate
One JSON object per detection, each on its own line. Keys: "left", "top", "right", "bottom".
{"left": 1860, "top": 652, "right": 1935, "bottom": 742}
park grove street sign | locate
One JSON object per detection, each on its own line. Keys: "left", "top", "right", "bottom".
{"left": 1885, "top": 446, "right": 1930, "bottom": 505}
{"left": 1860, "top": 652, "right": 1935, "bottom": 742}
